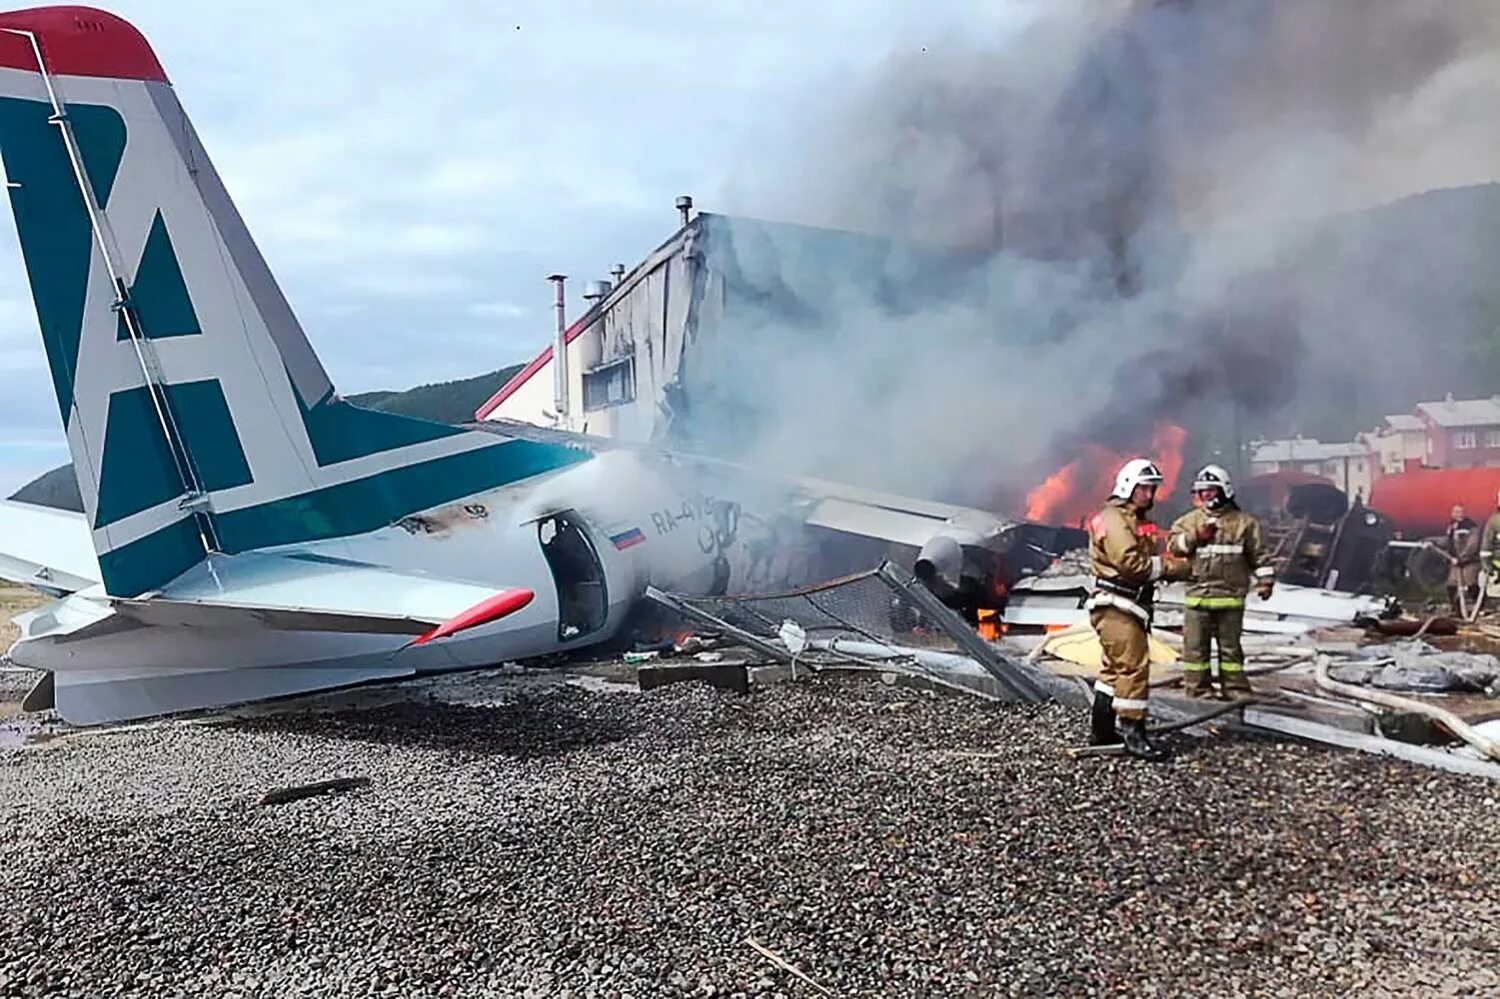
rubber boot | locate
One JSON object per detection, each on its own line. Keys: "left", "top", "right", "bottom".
{"left": 1119, "top": 717, "right": 1169, "bottom": 762}
{"left": 1181, "top": 668, "right": 1211, "bottom": 699}
{"left": 1220, "top": 671, "right": 1252, "bottom": 698}
{"left": 1089, "top": 691, "right": 1121, "bottom": 746}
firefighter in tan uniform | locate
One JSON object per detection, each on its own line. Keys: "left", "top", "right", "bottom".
{"left": 1439, "top": 504, "right": 1482, "bottom": 615}
{"left": 1087, "top": 458, "right": 1189, "bottom": 761}
{"left": 1167, "top": 465, "right": 1273, "bottom": 699}
{"left": 1479, "top": 492, "right": 1500, "bottom": 606}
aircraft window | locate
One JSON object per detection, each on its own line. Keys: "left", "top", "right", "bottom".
{"left": 538, "top": 511, "right": 608, "bottom": 641}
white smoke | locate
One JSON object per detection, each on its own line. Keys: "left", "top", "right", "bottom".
{"left": 701, "top": 0, "right": 1500, "bottom": 512}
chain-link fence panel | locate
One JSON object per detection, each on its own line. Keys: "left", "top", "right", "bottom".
{"left": 653, "top": 564, "right": 1052, "bottom": 702}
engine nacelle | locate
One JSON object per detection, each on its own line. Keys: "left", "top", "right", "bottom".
{"left": 913, "top": 516, "right": 1018, "bottom": 615}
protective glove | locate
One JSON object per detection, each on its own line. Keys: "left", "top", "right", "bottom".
{"left": 1161, "top": 555, "right": 1191, "bottom": 581}
{"left": 1257, "top": 582, "right": 1274, "bottom": 601}
{"left": 1194, "top": 521, "right": 1218, "bottom": 544}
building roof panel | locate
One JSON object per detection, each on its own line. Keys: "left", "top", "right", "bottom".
{"left": 1416, "top": 397, "right": 1500, "bottom": 428}
{"left": 1252, "top": 438, "right": 1369, "bottom": 463}
{"left": 1383, "top": 414, "right": 1424, "bottom": 432}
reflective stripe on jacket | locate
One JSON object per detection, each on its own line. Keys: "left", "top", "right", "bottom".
{"left": 1482, "top": 512, "right": 1500, "bottom": 567}
{"left": 1167, "top": 505, "right": 1270, "bottom": 600}
{"left": 1089, "top": 500, "right": 1187, "bottom": 618}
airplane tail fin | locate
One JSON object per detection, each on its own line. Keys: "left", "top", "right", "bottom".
{"left": 0, "top": 8, "right": 585, "bottom": 597}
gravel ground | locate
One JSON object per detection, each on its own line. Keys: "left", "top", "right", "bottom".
{"left": 0, "top": 669, "right": 39, "bottom": 703}
{"left": 2, "top": 673, "right": 1499, "bottom": 999}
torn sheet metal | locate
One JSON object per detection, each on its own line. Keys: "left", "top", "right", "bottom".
{"left": 1243, "top": 707, "right": 1500, "bottom": 781}
{"left": 1004, "top": 573, "right": 1393, "bottom": 635}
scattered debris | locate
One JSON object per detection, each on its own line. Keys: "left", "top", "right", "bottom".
{"left": 1313, "top": 656, "right": 1500, "bottom": 763}
{"left": 1004, "top": 569, "right": 1396, "bottom": 637}
{"left": 744, "top": 937, "right": 835, "bottom": 997}
{"left": 642, "top": 560, "right": 1500, "bottom": 779}
{"left": 1033, "top": 623, "right": 1179, "bottom": 671}
{"left": 257, "top": 776, "right": 372, "bottom": 807}
{"left": 1243, "top": 705, "right": 1500, "bottom": 781}
{"left": 6, "top": 678, "right": 1499, "bottom": 997}
{"left": 1337, "top": 641, "right": 1500, "bottom": 694}
{"left": 1368, "top": 616, "right": 1459, "bottom": 638}
{"left": 653, "top": 563, "right": 1056, "bottom": 704}
{"left": 673, "top": 634, "right": 718, "bottom": 655}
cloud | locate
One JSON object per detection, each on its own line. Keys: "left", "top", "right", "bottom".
{"left": 0, "top": 0, "right": 1035, "bottom": 494}
{"left": 336, "top": 269, "right": 476, "bottom": 300}
{"left": 468, "top": 302, "right": 529, "bottom": 320}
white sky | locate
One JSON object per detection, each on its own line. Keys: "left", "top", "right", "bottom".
{"left": 0, "top": 1, "right": 1035, "bottom": 493}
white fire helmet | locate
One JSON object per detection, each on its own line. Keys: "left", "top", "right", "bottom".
{"left": 1192, "top": 463, "right": 1235, "bottom": 501}
{"left": 1110, "top": 458, "right": 1164, "bottom": 500}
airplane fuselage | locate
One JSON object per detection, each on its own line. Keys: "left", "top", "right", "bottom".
{"left": 8, "top": 448, "right": 896, "bottom": 722}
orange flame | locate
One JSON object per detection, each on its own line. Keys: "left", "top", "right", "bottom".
{"left": 1023, "top": 422, "right": 1188, "bottom": 526}
{"left": 1024, "top": 444, "right": 1116, "bottom": 524}
{"left": 1153, "top": 422, "right": 1187, "bottom": 504}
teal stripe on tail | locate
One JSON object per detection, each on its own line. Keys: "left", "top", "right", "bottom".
{"left": 0, "top": 34, "right": 587, "bottom": 597}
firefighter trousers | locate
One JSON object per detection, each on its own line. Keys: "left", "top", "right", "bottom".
{"left": 1090, "top": 607, "right": 1150, "bottom": 721}
{"left": 1182, "top": 604, "right": 1248, "bottom": 692}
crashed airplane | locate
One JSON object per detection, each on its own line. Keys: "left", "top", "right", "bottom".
{"left": 0, "top": 6, "right": 1023, "bottom": 725}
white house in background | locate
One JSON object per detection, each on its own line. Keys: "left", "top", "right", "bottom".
{"left": 1363, "top": 414, "right": 1428, "bottom": 476}
{"left": 1249, "top": 437, "right": 1375, "bottom": 501}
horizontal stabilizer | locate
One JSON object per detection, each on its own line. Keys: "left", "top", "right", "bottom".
{"left": 112, "top": 598, "right": 438, "bottom": 636}
{"left": 53, "top": 663, "right": 419, "bottom": 727}
{"left": 9, "top": 550, "right": 543, "bottom": 725}
{"left": 0, "top": 500, "right": 101, "bottom": 595}
{"left": 147, "top": 550, "right": 533, "bottom": 637}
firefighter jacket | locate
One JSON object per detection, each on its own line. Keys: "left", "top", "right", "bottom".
{"left": 1440, "top": 517, "right": 1482, "bottom": 564}
{"left": 1167, "top": 504, "right": 1272, "bottom": 606}
{"left": 1480, "top": 512, "right": 1500, "bottom": 570}
{"left": 1087, "top": 499, "right": 1186, "bottom": 622}
{"left": 1439, "top": 516, "right": 1482, "bottom": 589}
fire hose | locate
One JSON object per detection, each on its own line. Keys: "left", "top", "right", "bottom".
{"left": 1313, "top": 655, "right": 1500, "bottom": 763}
{"left": 1147, "top": 696, "right": 1265, "bottom": 735}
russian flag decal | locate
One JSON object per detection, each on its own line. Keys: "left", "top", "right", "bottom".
{"left": 609, "top": 527, "right": 646, "bottom": 550}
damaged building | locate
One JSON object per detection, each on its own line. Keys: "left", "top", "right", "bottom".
{"left": 474, "top": 204, "right": 1406, "bottom": 597}
{"left": 477, "top": 207, "right": 967, "bottom": 443}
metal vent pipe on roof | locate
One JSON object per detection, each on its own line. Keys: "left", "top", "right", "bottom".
{"left": 610, "top": 263, "right": 626, "bottom": 285}
{"left": 547, "top": 273, "right": 568, "bottom": 427}
{"left": 583, "top": 280, "right": 612, "bottom": 303}
{"left": 676, "top": 195, "right": 693, "bottom": 227}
